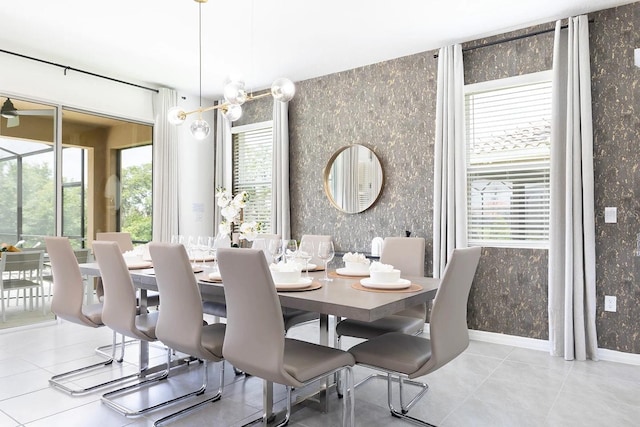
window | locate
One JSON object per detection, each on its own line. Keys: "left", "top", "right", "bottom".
{"left": 119, "top": 145, "right": 153, "bottom": 243}
{"left": 465, "top": 71, "right": 552, "bottom": 249}
{"left": 231, "top": 121, "right": 273, "bottom": 232}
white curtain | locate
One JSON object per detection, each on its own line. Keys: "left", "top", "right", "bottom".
{"left": 271, "top": 100, "right": 291, "bottom": 240}
{"left": 549, "top": 15, "right": 598, "bottom": 361}
{"left": 433, "top": 44, "right": 466, "bottom": 278}
{"left": 151, "top": 88, "right": 179, "bottom": 242}
{"left": 214, "top": 103, "right": 232, "bottom": 233}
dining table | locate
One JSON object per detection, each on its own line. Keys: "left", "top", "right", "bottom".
{"left": 78, "top": 261, "right": 440, "bottom": 424}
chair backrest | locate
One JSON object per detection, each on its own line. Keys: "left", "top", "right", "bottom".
{"left": 380, "top": 237, "right": 425, "bottom": 277}
{"left": 95, "top": 232, "right": 134, "bottom": 253}
{"left": 44, "top": 237, "right": 93, "bottom": 326}
{"left": 149, "top": 242, "right": 210, "bottom": 360}
{"left": 300, "top": 234, "right": 332, "bottom": 266}
{"left": 415, "top": 246, "right": 481, "bottom": 377}
{"left": 0, "top": 250, "right": 43, "bottom": 275}
{"left": 92, "top": 241, "right": 140, "bottom": 337}
{"left": 217, "top": 248, "right": 299, "bottom": 386}
{"left": 73, "top": 248, "right": 93, "bottom": 263}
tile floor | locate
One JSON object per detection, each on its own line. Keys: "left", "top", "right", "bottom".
{"left": 0, "top": 318, "right": 639, "bottom": 426}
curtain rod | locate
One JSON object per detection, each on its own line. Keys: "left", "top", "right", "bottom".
{"left": 433, "top": 19, "right": 594, "bottom": 58}
{"left": 0, "top": 48, "right": 159, "bottom": 93}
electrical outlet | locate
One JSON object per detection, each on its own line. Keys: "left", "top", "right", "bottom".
{"left": 604, "top": 295, "right": 617, "bottom": 312}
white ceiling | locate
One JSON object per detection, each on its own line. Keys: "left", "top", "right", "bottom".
{"left": 1, "top": 0, "right": 635, "bottom": 99}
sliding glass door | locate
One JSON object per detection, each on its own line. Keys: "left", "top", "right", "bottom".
{"left": 1, "top": 96, "right": 153, "bottom": 249}
{"left": 0, "top": 97, "right": 56, "bottom": 247}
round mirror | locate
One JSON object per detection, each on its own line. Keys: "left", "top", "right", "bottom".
{"left": 323, "top": 144, "right": 384, "bottom": 214}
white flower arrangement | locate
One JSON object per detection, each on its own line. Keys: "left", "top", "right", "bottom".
{"left": 215, "top": 187, "right": 262, "bottom": 241}
{"left": 369, "top": 261, "right": 395, "bottom": 272}
{"left": 239, "top": 221, "right": 263, "bottom": 242}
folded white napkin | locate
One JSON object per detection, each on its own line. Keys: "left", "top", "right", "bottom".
{"left": 343, "top": 252, "right": 370, "bottom": 265}
{"left": 269, "top": 261, "right": 301, "bottom": 272}
{"left": 369, "top": 261, "right": 395, "bottom": 272}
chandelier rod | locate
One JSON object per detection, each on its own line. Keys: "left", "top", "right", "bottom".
{"left": 198, "top": 1, "right": 203, "bottom": 108}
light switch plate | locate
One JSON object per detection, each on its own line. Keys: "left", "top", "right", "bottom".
{"left": 604, "top": 207, "right": 617, "bottom": 223}
{"left": 605, "top": 295, "right": 617, "bottom": 312}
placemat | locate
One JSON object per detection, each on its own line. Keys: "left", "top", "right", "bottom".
{"left": 277, "top": 281, "right": 323, "bottom": 292}
{"left": 351, "top": 282, "right": 423, "bottom": 293}
{"left": 199, "top": 276, "right": 222, "bottom": 283}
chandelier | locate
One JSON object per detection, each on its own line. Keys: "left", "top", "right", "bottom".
{"left": 167, "top": 0, "right": 295, "bottom": 140}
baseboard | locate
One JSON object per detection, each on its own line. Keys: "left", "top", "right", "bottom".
{"left": 467, "top": 328, "right": 550, "bottom": 352}
{"left": 424, "top": 324, "right": 640, "bottom": 365}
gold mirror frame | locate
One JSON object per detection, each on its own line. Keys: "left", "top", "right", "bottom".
{"left": 323, "top": 144, "right": 384, "bottom": 214}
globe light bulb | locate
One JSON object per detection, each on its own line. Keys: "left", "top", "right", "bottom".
{"left": 224, "top": 81, "right": 247, "bottom": 105}
{"left": 222, "top": 104, "right": 243, "bottom": 122}
{"left": 167, "top": 106, "right": 186, "bottom": 125}
{"left": 190, "top": 119, "right": 210, "bottom": 140}
{"left": 271, "top": 78, "right": 296, "bottom": 102}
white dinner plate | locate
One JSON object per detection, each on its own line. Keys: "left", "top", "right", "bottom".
{"left": 208, "top": 271, "right": 222, "bottom": 281}
{"left": 275, "top": 277, "right": 313, "bottom": 290}
{"left": 126, "top": 260, "right": 153, "bottom": 270}
{"left": 336, "top": 267, "right": 370, "bottom": 277}
{"left": 189, "top": 254, "right": 216, "bottom": 262}
{"left": 360, "top": 278, "right": 411, "bottom": 290}
{"left": 302, "top": 263, "right": 317, "bottom": 271}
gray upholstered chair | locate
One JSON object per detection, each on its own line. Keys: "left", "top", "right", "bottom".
{"left": 336, "top": 237, "right": 427, "bottom": 343}
{"left": 149, "top": 242, "right": 226, "bottom": 426}
{"left": 45, "top": 237, "right": 134, "bottom": 395}
{"left": 93, "top": 241, "right": 182, "bottom": 417}
{"left": 217, "top": 248, "right": 355, "bottom": 427}
{"left": 95, "top": 232, "right": 134, "bottom": 253}
{"left": 203, "top": 234, "right": 319, "bottom": 332}
{"left": 202, "top": 233, "right": 281, "bottom": 318}
{"left": 94, "top": 232, "right": 159, "bottom": 307}
{"left": 348, "top": 246, "right": 481, "bottom": 426}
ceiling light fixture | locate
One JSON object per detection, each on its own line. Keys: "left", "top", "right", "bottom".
{"left": 168, "top": 0, "right": 295, "bottom": 138}
{"left": 1, "top": 98, "right": 18, "bottom": 119}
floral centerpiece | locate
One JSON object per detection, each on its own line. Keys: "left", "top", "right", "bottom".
{"left": 215, "top": 187, "right": 263, "bottom": 243}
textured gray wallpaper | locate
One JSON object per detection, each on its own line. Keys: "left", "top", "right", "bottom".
{"left": 288, "top": 53, "right": 437, "bottom": 276}
{"left": 461, "top": 23, "right": 555, "bottom": 339}
{"left": 239, "top": 2, "right": 640, "bottom": 353}
{"left": 590, "top": 3, "right": 640, "bottom": 353}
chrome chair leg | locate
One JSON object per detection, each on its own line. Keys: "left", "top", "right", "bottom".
{"left": 153, "top": 360, "right": 225, "bottom": 426}
{"left": 386, "top": 373, "right": 433, "bottom": 427}
{"left": 103, "top": 348, "right": 224, "bottom": 419}
{"left": 49, "top": 331, "right": 140, "bottom": 395}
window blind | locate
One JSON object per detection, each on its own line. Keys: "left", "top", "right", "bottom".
{"left": 465, "top": 77, "right": 552, "bottom": 248}
{"left": 232, "top": 125, "right": 273, "bottom": 232}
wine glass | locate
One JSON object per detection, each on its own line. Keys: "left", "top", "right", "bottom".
{"left": 316, "top": 241, "right": 335, "bottom": 282}
{"left": 186, "top": 235, "right": 197, "bottom": 267}
{"left": 268, "top": 238, "right": 283, "bottom": 264}
{"left": 197, "top": 235, "right": 209, "bottom": 266}
{"left": 284, "top": 239, "right": 298, "bottom": 264}
{"left": 207, "top": 235, "right": 218, "bottom": 270}
{"left": 298, "top": 239, "right": 314, "bottom": 279}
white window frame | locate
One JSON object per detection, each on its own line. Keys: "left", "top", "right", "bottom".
{"left": 230, "top": 120, "right": 274, "bottom": 232}
{"left": 464, "top": 70, "right": 552, "bottom": 249}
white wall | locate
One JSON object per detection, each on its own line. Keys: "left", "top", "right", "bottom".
{"left": 0, "top": 53, "right": 217, "bottom": 239}
{"left": 0, "top": 53, "right": 154, "bottom": 122}
{"left": 173, "top": 96, "right": 216, "bottom": 238}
